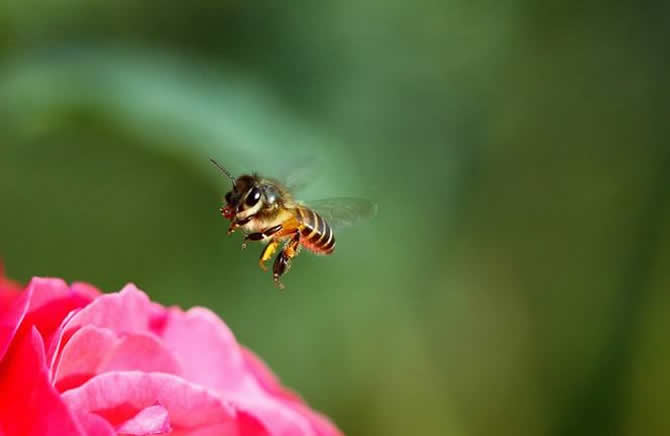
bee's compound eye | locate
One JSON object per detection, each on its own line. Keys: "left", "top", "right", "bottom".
{"left": 225, "top": 192, "right": 232, "bottom": 204}
{"left": 246, "top": 187, "right": 261, "bottom": 207}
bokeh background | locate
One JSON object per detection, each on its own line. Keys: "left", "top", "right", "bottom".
{"left": 1, "top": 2, "right": 668, "bottom": 435}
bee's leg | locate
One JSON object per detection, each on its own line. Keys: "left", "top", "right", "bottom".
{"left": 242, "top": 224, "right": 283, "bottom": 249}
{"left": 272, "top": 252, "right": 290, "bottom": 290}
{"left": 227, "top": 215, "right": 252, "bottom": 235}
{"left": 284, "top": 231, "right": 301, "bottom": 258}
{"left": 273, "top": 232, "right": 301, "bottom": 290}
{"left": 258, "top": 239, "right": 281, "bottom": 271}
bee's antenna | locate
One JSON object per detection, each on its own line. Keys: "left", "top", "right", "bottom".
{"left": 209, "top": 158, "right": 236, "bottom": 183}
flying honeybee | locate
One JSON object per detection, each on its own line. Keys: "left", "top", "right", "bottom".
{"left": 210, "top": 158, "right": 376, "bottom": 289}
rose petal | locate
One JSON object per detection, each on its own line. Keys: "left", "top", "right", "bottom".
{"left": 117, "top": 404, "right": 171, "bottom": 435}
{"left": 241, "top": 348, "right": 343, "bottom": 436}
{"left": 156, "top": 307, "right": 322, "bottom": 435}
{"left": 0, "top": 286, "right": 32, "bottom": 362}
{"left": 241, "top": 347, "right": 302, "bottom": 403}
{"left": 229, "top": 396, "right": 316, "bottom": 436}
{"left": 65, "top": 284, "right": 151, "bottom": 334}
{"left": 167, "top": 413, "right": 268, "bottom": 436}
{"left": 0, "top": 284, "right": 20, "bottom": 307}
{"left": 55, "top": 325, "right": 118, "bottom": 391}
{"left": 71, "top": 282, "right": 103, "bottom": 300}
{"left": 75, "top": 411, "right": 116, "bottom": 436}
{"left": 168, "top": 424, "right": 250, "bottom": 436}
{"left": 26, "top": 278, "right": 74, "bottom": 311}
{"left": 0, "top": 276, "right": 343, "bottom": 436}
{"left": 61, "top": 371, "right": 240, "bottom": 432}
{"left": 0, "top": 289, "right": 18, "bottom": 309}
{"left": 236, "top": 411, "right": 271, "bottom": 436}
{"left": 0, "top": 327, "right": 85, "bottom": 436}
{"left": 98, "top": 333, "right": 182, "bottom": 376}
{"left": 288, "top": 404, "right": 345, "bottom": 436}
{"left": 23, "top": 278, "right": 94, "bottom": 343}
{"left": 157, "top": 307, "right": 250, "bottom": 392}
{"left": 47, "top": 309, "right": 80, "bottom": 381}
{"left": 55, "top": 325, "right": 182, "bottom": 392}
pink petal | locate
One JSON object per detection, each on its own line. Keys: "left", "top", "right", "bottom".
{"left": 168, "top": 423, "right": 252, "bottom": 436}
{"left": 117, "top": 405, "right": 171, "bottom": 435}
{"left": 55, "top": 325, "right": 182, "bottom": 392}
{"left": 240, "top": 347, "right": 302, "bottom": 403}
{"left": 26, "top": 277, "right": 74, "bottom": 311}
{"left": 157, "top": 307, "right": 250, "bottom": 392}
{"left": 228, "top": 396, "right": 317, "bottom": 436}
{"left": 64, "top": 284, "right": 152, "bottom": 335}
{"left": 75, "top": 411, "right": 116, "bottom": 436}
{"left": 47, "top": 309, "right": 80, "bottom": 381}
{"left": 0, "top": 327, "right": 85, "bottom": 436}
{"left": 55, "top": 325, "right": 118, "bottom": 391}
{"left": 26, "top": 277, "right": 94, "bottom": 314}
{"left": 0, "top": 288, "right": 18, "bottom": 309}
{"left": 23, "top": 278, "right": 94, "bottom": 344}
{"left": 98, "top": 333, "right": 182, "bottom": 376}
{"left": 288, "top": 404, "right": 345, "bottom": 436}
{"left": 0, "top": 286, "right": 32, "bottom": 362}
{"left": 241, "top": 348, "right": 343, "bottom": 436}
{"left": 61, "top": 371, "right": 240, "bottom": 432}
{"left": 236, "top": 412, "right": 272, "bottom": 436}
{"left": 71, "top": 282, "right": 103, "bottom": 299}
{"left": 167, "top": 413, "right": 268, "bottom": 436}
{"left": 156, "top": 307, "right": 326, "bottom": 435}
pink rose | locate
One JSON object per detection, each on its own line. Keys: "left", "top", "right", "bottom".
{"left": 0, "top": 273, "right": 343, "bottom": 436}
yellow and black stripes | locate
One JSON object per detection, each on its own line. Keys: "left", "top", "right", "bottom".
{"left": 296, "top": 207, "right": 336, "bottom": 254}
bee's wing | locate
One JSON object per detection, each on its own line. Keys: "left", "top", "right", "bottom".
{"left": 264, "top": 156, "right": 322, "bottom": 193}
{"left": 304, "top": 197, "right": 378, "bottom": 231}
{"left": 284, "top": 158, "right": 320, "bottom": 192}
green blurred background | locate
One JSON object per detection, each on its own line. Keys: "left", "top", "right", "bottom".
{"left": 1, "top": 2, "right": 668, "bottom": 435}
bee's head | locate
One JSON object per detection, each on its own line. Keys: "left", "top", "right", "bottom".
{"left": 211, "top": 159, "right": 280, "bottom": 221}
{"left": 224, "top": 174, "right": 281, "bottom": 219}
{"left": 225, "top": 174, "right": 259, "bottom": 211}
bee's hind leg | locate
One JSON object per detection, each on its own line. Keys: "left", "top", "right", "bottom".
{"left": 259, "top": 239, "right": 280, "bottom": 271}
{"left": 273, "top": 232, "right": 301, "bottom": 290}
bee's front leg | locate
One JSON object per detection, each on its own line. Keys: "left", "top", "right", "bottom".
{"left": 273, "top": 232, "right": 301, "bottom": 290}
{"left": 227, "top": 215, "right": 252, "bottom": 235}
{"left": 241, "top": 224, "right": 282, "bottom": 249}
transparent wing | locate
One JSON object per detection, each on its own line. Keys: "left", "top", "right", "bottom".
{"left": 259, "top": 156, "right": 323, "bottom": 193}
{"left": 284, "top": 157, "right": 322, "bottom": 193}
{"left": 304, "top": 197, "right": 378, "bottom": 230}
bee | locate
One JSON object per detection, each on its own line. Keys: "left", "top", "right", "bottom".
{"left": 210, "top": 158, "right": 376, "bottom": 289}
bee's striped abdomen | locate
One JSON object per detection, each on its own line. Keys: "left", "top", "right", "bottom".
{"left": 296, "top": 207, "right": 335, "bottom": 254}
